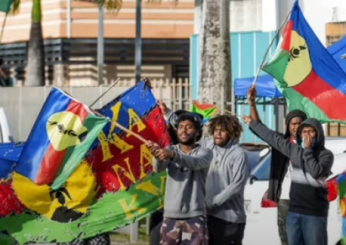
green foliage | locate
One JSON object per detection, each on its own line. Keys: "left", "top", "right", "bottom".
{"left": 93, "top": 0, "right": 178, "bottom": 12}
{"left": 31, "top": 0, "right": 42, "bottom": 22}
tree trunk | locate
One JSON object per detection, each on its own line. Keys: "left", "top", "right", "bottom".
{"left": 26, "top": 0, "right": 45, "bottom": 86}
{"left": 198, "top": 0, "right": 231, "bottom": 108}
{"left": 197, "top": 0, "right": 205, "bottom": 90}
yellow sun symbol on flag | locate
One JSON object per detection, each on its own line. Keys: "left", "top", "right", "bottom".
{"left": 283, "top": 30, "right": 312, "bottom": 87}
{"left": 46, "top": 111, "right": 88, "bottom": 151}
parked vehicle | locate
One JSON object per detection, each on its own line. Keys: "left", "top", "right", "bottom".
{"left": 0, "top": 108, "right": 13, "bottom": 143}
{"left": 243, "top": 138, "right": 346, "bottom": 245}
{"left": 241, "top": 142, "right": 271, "bottom": 171}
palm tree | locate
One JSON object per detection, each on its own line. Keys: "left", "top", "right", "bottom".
{"left": 26, "top": 0, "right": 45, "bottom": 86}
{"left": 198, "top": 0, "right": 231, "bottom": 108}
{"left": 93, "top": 0, "right": 123, "bottom": 9}
{"left": 10, "top": 0, "right": 45, "bottom": 86}
{"left": 94, "top": 0, "right": 167, "bottom": 86}
{"left": 12, "top": 0, "right": 125, "bottom": 87}
{"left": 11, "top": 0, "right": 232, "bottom": 97}
{"left": 97, "top": 0, "right": 231, "bottom": 108}
{"left": 9, "top": 0, "right": 20, "bottom": 14}
{"left": 94, "top": 0, "right": 172, "bottom": 10}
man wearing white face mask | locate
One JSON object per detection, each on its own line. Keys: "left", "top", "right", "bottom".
{"left": 243, "top": 114, "right": 334, "bottom": 245}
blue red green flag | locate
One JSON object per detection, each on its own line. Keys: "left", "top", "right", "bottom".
{"left": 262, "top": 0, "right": 346, "bottom": 123}
{"left": 15, "top": 87, "right": 108, "bottom": 188}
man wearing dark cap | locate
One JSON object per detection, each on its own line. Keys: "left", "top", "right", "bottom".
{"left": 146, "top": 111, "right": 213, "bottom": 245}
{"left": 247, "top": 85, "right": 307, "bottom": 245}
{"left": 148, "top": 101, "right": 189, "bottom": 245}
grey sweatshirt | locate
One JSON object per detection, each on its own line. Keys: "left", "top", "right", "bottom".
{"left": 202, "top": 136, "right": 250, "bottom": 223}
{"left": 153, "top": 144, "right": 213, "bottom": 219}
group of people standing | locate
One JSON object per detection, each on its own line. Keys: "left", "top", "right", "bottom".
{"left": 57, "top": 85, "right": 334, "bottom": 245}
{"left": 147, "top": 85, "right": 334, "bottom": 245}
{"left": 147, "top": 99, "right": 249, "bottom": 245}
{"left": 245, "top": 86, "right": 333, "bottom": 245}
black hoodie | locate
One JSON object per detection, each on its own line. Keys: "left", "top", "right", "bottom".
{"left": 267, "top": 110, "right": 307, "bottom": 203}
{"left": 250, "top": 118, "right": 334, "bottom": 217}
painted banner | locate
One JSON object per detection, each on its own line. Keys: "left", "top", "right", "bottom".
{"left": 0, "top": 81, "right": 170, "bottom": 245}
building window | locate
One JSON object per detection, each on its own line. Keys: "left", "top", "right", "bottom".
{"left": 231, "top": 0, "right": 263, "bottom": 32}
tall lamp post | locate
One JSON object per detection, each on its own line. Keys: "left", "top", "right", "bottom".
{"left": 97, "top": 3, "right": 104, "bottom": 85}
{"left": 135, "top": 0, "right": 142, "bottom": 83}
{"left": 129, "top": 0, "right": 142, "bottom": 241}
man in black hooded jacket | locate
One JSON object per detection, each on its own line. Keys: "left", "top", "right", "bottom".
{"left": 247, "top": 85, "right": 307, "bottom": 245}
{"left": 244, "top": 90, "right": 334, "bottom": 245}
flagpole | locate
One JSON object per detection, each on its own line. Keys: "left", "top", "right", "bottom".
{"left": 251, "top": 10, "right": 292, "bottom": 86}
{"left": 92, "top": 110, "right": 148, "bottom": 144}
{"left": 89, "top": 78, "right": 121, "bottom": 108}
{"left": 222, "top": 108, "right": 241, "bottom": 118}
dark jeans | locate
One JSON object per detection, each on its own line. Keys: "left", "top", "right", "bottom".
{"left": 286, "top": 211, "right": 327, "bottom": 245}
{"left": 207, "top": 215, "right": 245, "bottom": 245}
{"left": 278, "top": 200, "right": 289, "bottom": 245}
{"left": 149, "top": 210, "right": 163, "bottom": 245}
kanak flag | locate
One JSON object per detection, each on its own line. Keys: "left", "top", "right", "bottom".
{"left": 15, "top": 87, "right": 108, "bottom": 189}
{"left": 262, "top": 0, "right": 346, "bottom": 124}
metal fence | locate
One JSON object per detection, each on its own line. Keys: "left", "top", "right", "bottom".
{"left": 0, "top": 78, "right": 192, "bottom": 141}
{"left": 1, "top": 85, "right": 127, "bottom": 141}
{"left": 1, "top": 78, "right": 282, "bottom": 143}
{"left": 2, "top": 78, "right": 344, "bottom": 143}
{"left": 234, "top": 96, "right": 287, "bottom": 142}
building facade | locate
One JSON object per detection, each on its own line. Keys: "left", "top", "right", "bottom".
{"left": 190, "top": 0, "right": 346, "bottom": 140}
{"left": 3, "top": 0, "right": 344, "bottom": 86}
{"left": 0, "top": 0, "right": 195, "bottom": 86}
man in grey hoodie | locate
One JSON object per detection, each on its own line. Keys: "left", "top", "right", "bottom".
{"left": 202, "top": 115, "right": 250, "bottom": 245}
{"left": 146, "top": 112, "right": 213, "bottom": 245}
{"left": 149, "top": 104, "right": 189, "bottom": 245}
{"left": 156, "top": 102, "right": 249, "bottom": 245}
